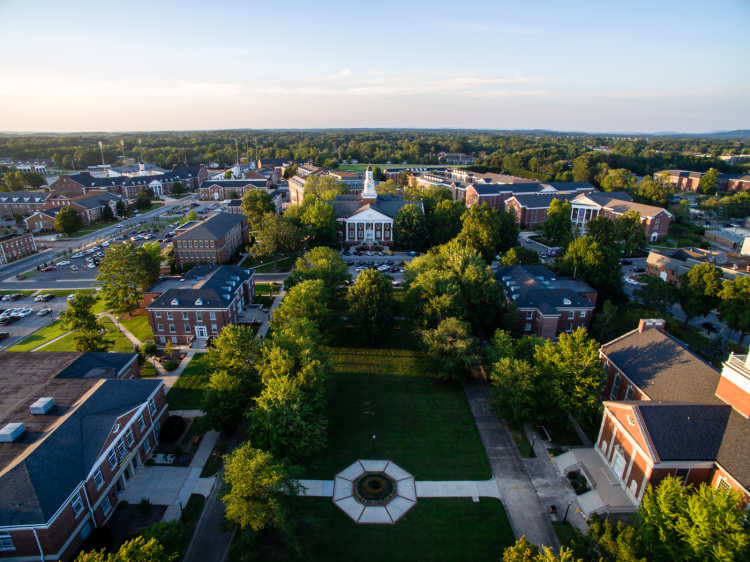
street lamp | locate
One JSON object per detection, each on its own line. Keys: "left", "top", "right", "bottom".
{"left": 562, "top": 501, "right": 573, "bottom": 524}
{"left": 371, "top": 435, "right": 377, "bottom": 459}
{"left": 177, "top": 500, "right": 186, "bottom": 523}
{"left": 116, "top": 316, "right": 120, "bottom": 331}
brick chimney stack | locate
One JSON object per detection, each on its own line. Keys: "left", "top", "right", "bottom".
{"left": 638, "top": 319, "right": 666, "bottom": 333}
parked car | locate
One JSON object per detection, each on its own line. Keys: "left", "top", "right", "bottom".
{"left": 7, "top": 294, "right": 23, "bottom": 301}
{"left": 37, "top": 308, "right": 52, "bottom": 317}
{"left": 633, "top": 267, "right": 646, "bottom": 273}
{"left": 0, "top": 317, "right": 18, "bottom": 326}
{"left": 0, "top": 332, "right": 9, "bottom": 341}
{"left": 620, "top": 259, "right": 633, "bottom": 265}
{"left": 67, "top": 294, "right": 76, "bottom": 301}
{"left": 701, "top": 322, "right": 721, "bottom": 333}
{"left": 57, "top": 260, "right": 70, "bottom": 266}
{"left": 70, "top": 265, "right": 79, "bottom": 271}
{"left": 17, "top": 309, "right": 33, "bottom": 317}
{"left": 72, "top": 253, "right": 84, "bottom": 258}
{"left": 41, "top": 266, "right": 56, "bottom": 272}
{"left": 87, "top": 263, "right": 97, "bottom": 269}
{"left": 386, "top": 260, "right": 394, "bottom": 265}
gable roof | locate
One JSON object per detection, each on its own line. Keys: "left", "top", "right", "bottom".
{"left": 495, "top": 265, "right": 595, "bottom": 315}
{"left": 573, "top": 192, "right": 672, "bottom": 218}
{"left": 174, "top": 212, "right": 246, "bottom": 240}
{"left": 146, "top": 265, "right": 252, "bottom": 310}
{"left": 507, "top": 193, "right": 579, "bottom": 209}
{"left": 0, "top": 191, "right": 51, "bottom": 204}
{"left": 327, "top": 194, "right": 423, "bottom": 220}
{"left": 471, "top": 183, "right": 547, "bottom": 195}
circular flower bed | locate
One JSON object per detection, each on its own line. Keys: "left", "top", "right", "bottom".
{"left": 353, "top": 472, "right": 397, "bottom": 505}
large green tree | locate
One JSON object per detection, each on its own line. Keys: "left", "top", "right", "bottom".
{"left": 54, "top": 207, "right": 82, "bottom": 235}
{"left": 675, "top": 262, "right": 723, "bottom": 327}
{"left": 555, "top": 236, "right": 624, "bottom": 304}
{"left": 584, "top": 215, "right": 615, "bottom": 246}
{"left": 633, "top": 277, "right": 677, "bottom": 314}
{"left": 613, "top": 210, "right": 646, "bottom": 255}
{"left": 698, "top": 168, "right": 720, "bottom": 194}
{"left": 96, "top": 241, "right": 150, "bottom": 314}
{"left": 75, "top": 537, "right": 173, "bottom": 562}
{"left": 417, "top": 317, "right": 479, "bottom": 383}
{"left": 201, "top": 370, "right": 249, "bottom": 431}
{"left": 455, "top": 203, "right": 501, "bottom": 263}
{"left": 284, "top": 247, "right": 350, "bottom": 292}
{"left": 496, "top": 209, "right": 520, "bottom": 253}
{"left": 600, "top": 168, "right": 637, "bottom": 192}
{"left": 300, "top": 199, "right": 339, "bottom": 248}
{"left": 206, "top": 324, "right": 260, "bottom": 385}
{"left": 393, "top": 205, "right": 429, "bottom": 250}
{"left": 541, "top": 199, "right": 573, "bottom": 245}
{"left": 718, "top": 276, "right": 750, "bottom": 351}
{"left": 59, "top": 292, "right": 99, "bottom": 332}
{"left": 490, "top": 357, "right": 541, "bottom": 427}
{"left": 500, "top": 246, "right": 540, "bottom": 266}
{"left": 241, "top": 190, "right": 276, "bottom": 227}
{"left": 347, "top": 269, "right": 396, "bottom": 339}
{"left": 252, "top": 213, "right": 299, "bottom": 271}
{"left": 270, "top": 279, "right": 334, "bottom": 333}
{"left": 427, "top": 199, "right": 465, "bottom": 246}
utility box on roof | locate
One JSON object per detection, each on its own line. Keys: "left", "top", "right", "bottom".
{"left": 0, "top": 423, "right": 25, "bottom": 442}
{"left": 30, "top": 397, "right": 55, "bottom": 415}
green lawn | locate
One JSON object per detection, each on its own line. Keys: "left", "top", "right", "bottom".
{"left": 529, "top": 235, "right": 555, "bottom": 247}
{"left": 8, "top": 320, "right": 68, "bottom": 351}
{"left": 240, "top": 254, "right": 293, "bottom": 273}
{"left": 92, "top": 296, "right": 108, "bottom": 314}
{"left": 41, "top": 289, "right": 96, "bottom": 299}
{"left": 126, "top": 204, "right": 163, "bottom": 216}
{"left": 508, "top": 425, "right": 534, "bottom": 458}
{"left": 140, "top": 362, "right": 158, "bottom": 378}
{"left": 120, "top": 314, "right": 154, "bottom": 343}
{"left": 552, "top": 522, "right": 581, "bottom": 550}
{"left": 0, "top": 290, "right": 35, "bottom": 296}
{"left": 69, "top": 221, "right": 119, "bottom": 237}
{"left": 228, "top": 498, "right": 514, "bottom": 562}
{"left": 166, "top": 353, "right": 210, "bottom": 410}
{"left": 200, "top": 441, "right": 229, "bottom": 478}
{"left": 542, "top": 422, "right": 583, "bottom": 447}
{"left": 41, "top": 318, "right": 135, "bottom": 353}
{"left": 303, "top": 327, "right": 491, "bottom": 481}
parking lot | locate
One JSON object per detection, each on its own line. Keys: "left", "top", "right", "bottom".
{"left": 340, "top": 250, "right": 418, "bottom": 283}
{"left": 0, "top": 293, "right": 84, "bottom": 350}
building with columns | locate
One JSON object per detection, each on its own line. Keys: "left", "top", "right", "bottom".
{"left": 568, "top": 192, "right": 672, "bottom": 241}
{"left": 325, "top": 167, "right": 423, "bottom": 247}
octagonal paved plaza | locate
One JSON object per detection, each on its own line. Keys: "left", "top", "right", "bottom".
{"left": 333, "top": 460, "right": 417, "bottom": 524}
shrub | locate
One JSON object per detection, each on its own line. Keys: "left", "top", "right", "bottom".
{"left": 139, "top": 520, "right": 183, "bottom": 559}
{"left": 145, "top": 458, "right": 156, "bottom": 466}
{"left": 118, "top": 500, "right": 129, "bottom": 510}
{"left": 173, "top": 443, "right": 183, "bottom": 456}
{"left": 79, "top": 526, "right": 114, "bottom": 554}
{"left": 159, "top": 415, "right": 185, "bottom": 442}
{"left": 139, "top": 497, "right": 152, "bottom": 516}
{"left": 142, "top": 342, "right": 157, "bottom": 356}
{"left": 163, "top": 360, "right": 179, "bottom": 372}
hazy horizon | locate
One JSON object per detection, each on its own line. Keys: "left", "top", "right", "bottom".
{"left": 2, "top": 0, "right": 748, "bottom": 133}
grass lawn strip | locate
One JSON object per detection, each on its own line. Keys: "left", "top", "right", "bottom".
{"left": 228, "top": 497, "right": 514, "bottom": 562}
{"left": 166, "top": 353, "right": 210, "bottom": 410}
{"left": 199, "top": 441, "right": 229, "bottom": 478}
{"left": 303, "top": 327, "right": 490, "bottom": 481}
{"left": 8, "top": 320, "right": 68, "bottom": 351}
{"left": 552, "top": 522, "right": 580, "bottom": 549}
{"left": 0, "top": 290, "right": 35, "bottom": 296}
{"left": 40, "top": 318, "right": 135, "bottom": 353}
{"left": 508, "top": 425, "right": 534, "bottom": 458}
{"left": 119, "top": 314, "right": 154, "bottom": 343}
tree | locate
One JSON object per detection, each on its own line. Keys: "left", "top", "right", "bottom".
{"left": 584, "top": 216, "right": 614, "bottom": 246}
{"left": 72, "top": 327, "right": 114, "bottom": 353}
{"left": 171, "top": 181, "right": 184, "bottom": 196}
{"left": 75, "top": 537, "right": 175, "bottom": 562}
{"left": 600, "top": 168, "right": 636, "bottom": 192}
{"left": 101, "top": 204, "right": 114, "bottom": 222}
{"left": 221, "top": 443, "right": 303, "bottom": 541}
{"left": 139, "top": 241, "right": 163, "bottom": 289}
{"left": 556, "top": 236, "right": 624, "bottom": 303}
{"left": 372, "top": 166, "right": 384, "bottom": 181}
{"left": 135, "top": 190, "right": 151, "bottom": 209}
{"left": 300, "top": 200, "right": 339, "bottom": 248}
{"left": 206, "top": 324, "right": 260, "bottom": 385}
{"left": 718, "top": 276, "right": 750, "bottom": 351}
{"left": 252, "top": 213, "right": 298, "bottom": 271}
{"left": 270, "top": 279, "right": 334, "bottom": 333}
{"left": 638, "top": 476, "right": 750, "bottom": 562}
{"left": 303, "top": 175, "right": 348, "bottom": 200}
{"left": 96, "top": 241, "right": 147, "bottom": 315}
{"left": 633, "top": 276, "right": 677, "bottom": 314}
{"left": 241, "top": 190, "right": 276, "bottom": 228}
{"left": 501, "top": 246, "right": 540, "bottom": 266}
{"left": 490, "top": 357, "right": 542, "bottom": 427}
{"left": 455, "top": 203, "right": 501, "bottom": 263}
{"left": 635, "top": 175, "right": 673, "bottom": 207}
{"left": 675, "top": 262, "right": 723, "bottom": 327}
{"left": 417, "top": 317, "right": 479, "bottom": 383}
{"left": 375, "top": 179, "right": 400, "bottom": 195}
{"left": 59, "top": 292, "right": 99, "bottom": 332}
{"left": 497, "top": 209, "right": 520, "bottom": 253}
{"left": 704, "top": 331, "right": 729, "bottom": 364}
{"left": 201, "top": 370, "right": 249, "bottom": 431}
{"left": 55, "top": 207, "right": 82, "bottom": 235}
{"left": 541, "top": 199, "right": 574, "bottom": 245}
{"left": 284, "top": 247, "right": 350, "bottom": 292}
{"left": 394, "top": 205, "right": 429, "bottom": 250}
{"left": 427, "top": 199, "right": 464, "bottom": 246}
{"left": 347, "top": 269, "right": 396, "bottom": 339}
{"left": 139, "top": 521, "right": 182, "bottom": 561}
{"left": 613, "top": 210, "right": 645, "bottom": 255}
{"left": 590, "top": 300, "right": 618, "bottom": 342}
{"left": 116, "top": 200, "right": 126, "bottom": 216}
{"left": 181, "top": 209, "right": 199, "bottom": 224}
{"left": 698, "top": 168, "right": 720, "bottom": 194}
{"left": 502, "top": 536, "right": 581, "bottom": 562}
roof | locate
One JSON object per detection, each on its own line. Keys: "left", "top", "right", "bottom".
{"left": 146, "top": 265, "right": 252, "bottom": 310}
{"left": 602, "top": 328, "right": 723, "bottom": 404}
{"left": 507, "top": 193, "right": 579, "bottom": 209}
{"left": 716, "top": 410, "right": 750, "bottom": 489}
{"left": 326, "top": 194, "right": 423, "bottom": 220}
{"left": 544, "top": 181, "right": 596, "bottom": 191}
{"left": 636, "top": 402, "right": 731, "bottom": 461}
{"left": 471, "top": 183, "right": 547, "bottom": 195}
{"left": 174, "top": 212, "right": 246, "bottom": 240}
{"left": 201, "top": 180, "right": 266, "bottom": 188}
{"left": 659, "top": 170, "right": 705, "bottom": 178}
{"left": 62, "top": 168, "right": 201, "bottom": 190}
{"left": 0, "top": 191, "right": 51, "bottom": 204}
{"left": 110, "top": 163, "right": 167, "bottom": 175}
{"left": 495, "top": 265, "right": 595, "bottom": 316}
{"left": 573, "top": 192, "right": 671, "bottom": 218}
{"left": 258, "top": 158, "right": 295, "bottom": 167}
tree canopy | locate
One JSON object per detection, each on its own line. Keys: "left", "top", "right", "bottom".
{"left": 555, "top": 236, "right": 624, "bottom": 304}
{"left": 393, "top": 205, "right": 429, "bottom": 250}
{"left": 347, "top": 269, "right": 396, "bottom": 339}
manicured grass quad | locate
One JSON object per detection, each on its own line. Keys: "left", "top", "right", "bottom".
{"left": 41, "top": 318, "right": 135, "bottom": 353}
{"left": 165, "top": 353, "right": 210, "bottom": 410}
{"left": 119, "top": 314, "right": 154, "bottom": 343}
{"left": 8, "top": 320, "right": 68, "bottom": 351}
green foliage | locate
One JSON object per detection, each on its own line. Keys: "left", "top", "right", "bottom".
{"left": 718, "top": 276, "right": 750, "bottom": 351}
{"left": 158, "top": 415, "right": 185, "bottom": 442}
{"left": 600, "top": 168, "right": 637, "bottom": 192}
{"left": 206, "top": 324, "right": 260, "bottom": 384}
{"left": 394, "top": 204, "right": 429, "bottom": 250}
{"left": 634, "top": 175, "right": 673, "bottom": 207}
{"left": 75, "top": 536, "right": 175, "bottom": 562}
{"left": 590, "top": 300, "right": 619, "bottom": 342}
{"left": 490, "top": 357, "right": 541, "bottom": 427}
{"left": 72, "top": 328, "right": 114, "bottom": 353}
{"left": 59, "top": 292, "right": 99, "bottom": 332}
{"left": 633, "top": 276, "right": 677, "bottom": 314}
{"left": 417, "top": 317, "right": 479, "bottom": 383}
{"left": 163, "top": 360, "right": 178, "bottom": 371}
{"left": 55, "top": 206, "right": 83, "bottom": 235}
{"left": 502, "top": 536, "right": 581, "bottom": 562}
{"left": 541, "top": 199, "right": 573, "bottom": 246}
{"left": 347, "top": 269, "right": 396, "bottom": 339}
{"left": 139, "top": 521, "right": 182, "bottom": 560}
{"left": 284, "top": 247, "right": 350, "bottom": 292}
{"left": 300, "top": 199, "right": 340, "bottom": 248}
{"left": 138, "top": 498, "right": 152, "bottom": 516}
{"left": 426, "top": 199, "right": 465, "bottom": 246}
{"left": 102, "top": 204, "right": 114, "bottom": 221}
{"left": 704, "top": 331, "right": 729, "bottom": 364}
{"left": 675, "top": 262, "right": 723, "bottom": 326}
{"left": 96, "top": 241, "right": 161, "bottom": 315}
{"left": 698, "top": 167, "right": 720, "bottom": 194}
{"left": 556, "top": 236, "right": 624, "bottom": 304}
{"left": 613, "top": 210, "right": 646, "bottom": 255}
{"left": 201, "top": 370, "right": 249, "bottom": 431}
{"left": 135, "top": 189, "right": 152, "bottom": 209}
{"left": 271, "top": 279, "right": 335, "bottom": 334}
{"left": 501, "top": 246, "right": 540, "bottom": 266}
{"left": 304, "top": 174, "right": 349, "bottom": 200}
{"left": 251, "top": 213, "right": 299, "bottom": 271}
{"left": 455, "top": 203, "right": 503, "bottom": 263}
{"left": 241, "top": 191, "right": 276, "bottom": 227}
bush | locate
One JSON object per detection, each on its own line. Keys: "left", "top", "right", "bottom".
{"left": 159, "top": 415, "right": 186, "bottom": 442}
{"left": 139, "top": 520, "right": 183, "bottom": 559}
{"left": 142, "top": 342, "right": 157, "bottom": 356}
{"left": 145, "top": 458, "right": 156, "bottom": 466}
{"left": 118, "top": 500, "right": 129, "bottom": 510}
{"left": 139, "top": 497, "right": 152, "bottom": 516}
{"left": 163, "top": 360, "right": 179, "bottom": 372}
{"left": 173, "top": 443, "right": 183, "bottom": 456}
{"left": 79, "top": 526, "right": 114, "bottom": 554}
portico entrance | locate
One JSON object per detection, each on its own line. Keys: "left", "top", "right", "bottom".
{"left": 195, "top": 326, "right": 207, "bottom": 339}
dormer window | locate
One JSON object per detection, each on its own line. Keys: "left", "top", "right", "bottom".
{"left": 563, "top": 298, "right": 571, "bottom": 305}
{"left": 171, "top": 299, "right": 179, "bottom": 306}
{"left": 195, "top": 298, "right": 203, "bottom": 306}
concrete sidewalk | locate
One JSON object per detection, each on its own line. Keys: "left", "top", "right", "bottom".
{"left": 256, "top": 287, "right": 286, "bottom": 340}
{"left": 297, "top": 479, "right": 502, "bottom": 502}
{"left": 158, "top": 350, "right": 197, "bottom": 390}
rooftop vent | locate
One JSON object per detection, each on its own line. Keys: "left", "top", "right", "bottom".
{"left": 171, "top": 299, "right": 179, "bottom": 306}
{"left": 511, "top": 286, "right": 519, "bottom": 292}
{"left": 195, "top": 298, "right": 203, "bottom": 306}
{"left": 223, "top": 294, "right": 230, "bottom": 300}
{"left": 0, "top": 423, "right": 25, "bottom": 443}
{"left": 563, "top": 298, "right": 572, "bottom": 305}
{"left": 30, "top": 397, "right": 54, "bottom": 415}
{"left": 512, "top": 294, "right": 519, "bottom": 300}
{"left": 502, "top": 276, "right": 511, "bottom": 281}
{"left": 231, "top": 276, "right": 240, "bottom": 281}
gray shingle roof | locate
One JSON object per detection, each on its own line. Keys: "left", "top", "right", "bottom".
{"left": 55, "top": 352, "right": 137, "bottom": 379}
{"left": 508, "top": 193, "right": 578, "bottom": 209}
{"left": 0, "top": 191, "right": 51, "bottom": 203}
{"left": 472, "top": 183, "right": 546, "bottom": 195}
{"left": 326, "top": 194, "right": 423, "bottom": 219}
{"left": 174, "top": 212, "right": 246, "bottom": 240}
{"left": 543, "top": 182, "right": 596, "bottom": 191}
{"left": 495, "top": 265, "right": 595, "bottom": 315}
{"left": 201, "top": 180, "right": 266, "bottom": 188}
{"left": 146, "top": 265, "right": 252, "bottom": 310}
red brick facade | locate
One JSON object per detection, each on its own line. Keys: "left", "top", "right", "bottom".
{"left": 0, "top": 233, "right": 36, "bottom": 264}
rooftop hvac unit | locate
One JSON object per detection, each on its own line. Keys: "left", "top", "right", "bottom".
{"left": 30, "top": 397, "right": 54, "bottom": 415}
{"left": 0, "top": 423, "right": 25, "bottom": 443}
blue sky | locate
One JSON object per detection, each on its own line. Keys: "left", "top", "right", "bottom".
{"left": 1, "top": 0, "right": 748, "bottom": 133}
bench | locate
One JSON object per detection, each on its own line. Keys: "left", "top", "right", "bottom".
{"left": 191, "top": 434, "right": 200, "bottom": 446}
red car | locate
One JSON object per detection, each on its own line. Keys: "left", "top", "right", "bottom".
{"left": 41, "top": 266, "right": 56, "bottom": 272}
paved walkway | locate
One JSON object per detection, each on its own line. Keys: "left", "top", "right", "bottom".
{"left": 463, "top": 370, "right": 560, "bottom": 550}
{"left": 256, "top": 287, "right": 286, "bottom": 340}
{"left": 297, "top": 479, "right": 502, "bottom": 502}
{"left": 189, "top": 430, "right": 219, "bottom": 469}
{"left": 158, "top": 350, "right": 197, "bottom": 390}
{"left": 170, "top": 410, "right": 205, "bottom": 418}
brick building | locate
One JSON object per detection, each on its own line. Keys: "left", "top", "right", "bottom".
{"left": 0, "top": 191, "right": 52, "bottom": 218}
{"left": 0, "top": 233, "right": 37, "bottom": 265}
{"left": 504, "top": 193, "right": 579, "bottom": 227}
{"left": 656, "top": 170, "right": 705, "bottom": 192}
{"left": 465, "top": 181, "right": 594, "bottom": 212}
{"left": 50, "top": 166, "right": 206, "bottom": 199}
{"left": 719, "top": 174, "right": 750, "bottom": 192}
{"left": 198, "top": 180, "right": 268, "bottom": 201}
{"left": 646, "top": 247, "right": 750, "bottom": 288}
{"left": 0, "top": 352, "right": 166, "bottom": 562}
{"left": 144, "top": 265, "right": 255, "bottom": 345}
{"left": 568, "top": 192, "right": 672, "bottom": 241}
{"left": 495, "top": 265, "right": 597, "bottom": 340}
{"left": 173, "top": 212, "right": 249, "bottom": 270}
{"left": 25, "top": 192, "right": 123, "bottom": 232}
{"left": 594, "top": 320, "right": 750, "bottom": 508}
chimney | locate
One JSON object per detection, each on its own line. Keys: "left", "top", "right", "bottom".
{"left": 638, "top": 318, "right": 666, "bottom": 333}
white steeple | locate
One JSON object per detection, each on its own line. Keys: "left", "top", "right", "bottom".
{"left": 362, "top": 165, "right": 377, "bottom": 201}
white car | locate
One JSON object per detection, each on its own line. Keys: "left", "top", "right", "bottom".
{"left": 102, "top": 242, "right": 110, "bottom": 247}
{"left": 0, "top": 309, "right": 19, "bottom": 319}
{"left": 57, "top": 261, "right": 70, "bottom": 266}
{"left": 18, "top": 309, "right": 33, "bottom": 317}
{"left": 72, "top": 253, "right": 84, "bottom": 258}
{"left": 92, "top": 246, "right": 101, "bottom": 250}
{"left": 87, "top": 263, "right": 97, "bottom": 269}
{"left": 37, "top": 308, "right": 52, "bottom": 317}
{"left": 67, "top": 294, "right": 76, "bottom": 301}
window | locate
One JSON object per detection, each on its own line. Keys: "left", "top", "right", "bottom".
{"left": 154, "top": 420, "right": 161, "bottom": 437}
{"left": 603, "top": 362, "right": 610, "bottom": 372}
{"left": 611, "top": 373, "right": 621, "bottom": 400}
{"left": 160, "top": 336, "right": 166, "bottom": 343}
{"left": 0, "top": 531, "right": 15, "bottom": 551}
{"left": 184, "top": 324, "right": 190, "bottom": 332}
{"left": 138, "top": 413, "right": 145, "bottom": 431}
{"left": 80, "top": 522, "right": 91, "bottom": 541}
{"left": 526, "top": 311, "right": 533, "bottom": 320}
{"left": 211, "top": 240, "right": 215, "bottom": 248}
{"left": 568, "top": 311, "right": 574, "bottom": 319}
{"left": 196, "top": 312, "right": 202, "bottom": 321}
{"left": 102, "top": 495, "right": 112, "bottom": 515}
{"left": 125, "top": 427, "right": 134, "bottom": 446}
{"left": 155, "top": 312, "right": 161, "bottom": 318}
{"left": 566, "top": 323, "right": 572, "bottom": 332}
{"left": 210, "top": 312, "right": 216, "bottom": 320}
{"left": 717, "top": 477, "right": 732, "bottom": 494}
{"left": 167, "top": 311, "right": 173, "bottom": 320}
{"left": 157, "top": 324, "right": 164, "bottom": 331}
{"left": 524, "top": 323, "right": 531, "bottom": 332}
{"left": 169, "top": 324, "right": 175, "bottom": 333}
{"left": 199, "top": 240, "right": 203, "bottom": 248}
{"left": 94, "top": 467, "right": 104, "bottom": 490}
{"left": 211, "top": 324, "right": 218, "bottom": 333}
{"left": 182, "top": 312, "right": 189, "bottom": 320}
{"left": 144, "top": 437, "right": 151, "bottom": 453}
{"left": 625, "top": 386, "right": 635, "bottom": 401}
{"left": 580, "top": 311, "right": 586, "bottom": 317}
{"left": 108, "top": 449, "right": 117, "bottom": 469}
{"left": 148, "top": 398, "right": 156, "bottom": 416}
{"left": 675, "top": 468, "right": 690, "bottom": 485}
{"left": 171, "top": 336, "right": 178, "bottom": 344}
{"left": 71, "top": 494, "right": 83, "bottom": 518}
{"left": 117, "top": 438, "right": 126, "bottom": 458}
